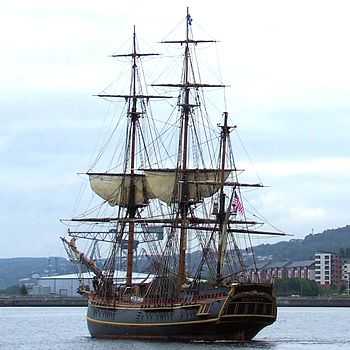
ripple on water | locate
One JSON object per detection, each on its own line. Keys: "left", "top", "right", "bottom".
{"left": 0, "top": 307, "right": 349, "bottom": 350}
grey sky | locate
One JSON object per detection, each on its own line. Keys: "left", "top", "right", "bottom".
{"left": 1, "top": 0, "right": 350, "bottom": 257}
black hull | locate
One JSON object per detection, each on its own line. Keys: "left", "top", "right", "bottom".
{"left": 87, "top": 314, "right": 273, "bottom": 341}
{"left": 86, "top": 283, "right": 277, "bottom": 341}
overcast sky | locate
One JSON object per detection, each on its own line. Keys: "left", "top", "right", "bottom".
{"left": 1, "top": 0, "right": 350, "bottom": 257}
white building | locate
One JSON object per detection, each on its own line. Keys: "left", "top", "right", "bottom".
{"left": 36, "top": 271, "right": 153, "bottom": 297}
{"left": 36, "top": 273, "right": 90, "bottom": 296}
{"left": 314, "top": 252, "right": 342, "bottom": 287}
{"left": 314, "top": 253, "right": 331, "bottom": 286}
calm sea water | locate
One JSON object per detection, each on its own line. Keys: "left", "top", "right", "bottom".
{"left": 0, "top": 307, "right": 349, "bottom": 350}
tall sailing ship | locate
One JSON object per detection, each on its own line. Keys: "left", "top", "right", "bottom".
{"left": 61, "top": 9, "right": 286, "bottom": 341}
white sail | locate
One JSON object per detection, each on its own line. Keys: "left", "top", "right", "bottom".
{"left": 89, "top": 173, "right": 154, "bottom": 207}
{"left": 144, "top": 169, "right": 231, "bottom": 204}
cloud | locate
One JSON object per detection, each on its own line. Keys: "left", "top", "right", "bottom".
{"left": 243, "top": 157, "right": 350, "bottom": 177}
{"left": 1, "top": 0, "right": 350, "bottom": 256}
{"left": 289, "top": 207, "right": 326, "bottom": 222}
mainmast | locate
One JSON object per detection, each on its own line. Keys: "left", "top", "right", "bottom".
{"left": 126, "top": 26, "right": 138, "bottom": 287}
{"left": 152, "top": 7, "right": 224, "bottom": 287}
{"left": 178, "top": 7, "right": 191, "bottom": 286}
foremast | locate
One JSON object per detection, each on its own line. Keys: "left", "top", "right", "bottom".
{"left": 66, "top": 27, "right": 171, "bottom": 290}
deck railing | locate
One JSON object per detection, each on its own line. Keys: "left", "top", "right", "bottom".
{"left": 89, "top": 291, "right": 227, "bottom": 308}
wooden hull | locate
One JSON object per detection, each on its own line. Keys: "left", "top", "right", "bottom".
{"left": 86, "top": 283, "right": 277, "bottom": 341}
{"left": 87, "top": 314, "right": 273, "bottom": 341}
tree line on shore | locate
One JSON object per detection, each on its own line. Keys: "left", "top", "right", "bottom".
{"left": 275, "top": 278, "right": 347, "bottom": 297}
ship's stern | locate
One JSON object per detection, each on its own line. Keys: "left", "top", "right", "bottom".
{"left": 217, "top": 282, "right": 277, "bottom": 340}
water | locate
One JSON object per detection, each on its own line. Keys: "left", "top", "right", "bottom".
{"left": 0, "top": 307, "right": 349, "bottom": 349}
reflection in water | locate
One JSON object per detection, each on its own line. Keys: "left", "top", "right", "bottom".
{"left": 82, "top": 338, "right": 277, "bottom": 350}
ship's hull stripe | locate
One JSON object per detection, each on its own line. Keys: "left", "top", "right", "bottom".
{"left": 88, "top": 301, "right": 204, "bottom": 310}
{"left": 87, "top": 315, "right": 219, "bottom": 327}
{"left": 87, "top": 313, "right": 274, "bottom": 327}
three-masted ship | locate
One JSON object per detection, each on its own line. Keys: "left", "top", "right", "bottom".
{"left": 61, "top": 9, "right": 286, "bottom": 341}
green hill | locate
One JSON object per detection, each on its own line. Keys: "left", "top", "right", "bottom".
{"left": 1, "top": 225, "right": 350, "bottom": 289}
{"left": 0, "top": 257, "right": 74, "bottom": 289}
{"left": 254, "top": 225, "right": 350, "bottom": 261}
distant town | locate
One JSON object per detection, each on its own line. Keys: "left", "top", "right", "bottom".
{"left": 248, "top": 251, "right": 349, "bottom": 295}
{"left": 1, "top": 225, "right": 350, "bottom": 298}
{"left": 14, "top": 251, "right": 350, "bottom": 298}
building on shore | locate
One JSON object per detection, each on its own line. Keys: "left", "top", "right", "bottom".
{"left": 264, "top": 261, "right": 290, "bottom": 281}
{"left": 248, "top": 260, "right": 315, "bottom": 283}
{"left": 286, "top": 260, "right": 315, "bottom": 280}
{"left": 247, "top": 261, "right": 270, "bottom": 282}
{"left": 246, "top": 252, "right": 348, "bottom": 289}
{"left": 342, "top": 259, "right": 350, "bottom": 281}
{"left": 314, "top": 252, "right": 342, "bottom": 288}
{"left": 33, "top": 271, "right": 153, "bottom": 297}
{"left": 247, "top": 261, "right": 289, "bottom": 282}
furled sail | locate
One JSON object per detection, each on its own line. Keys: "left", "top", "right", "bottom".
{"left": 144, "top": 169, "right": 231, "bottom": 204}
{"left": 88, "top": 173, "right": 154, "bottom": 207}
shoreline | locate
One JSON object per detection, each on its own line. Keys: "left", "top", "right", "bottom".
{"left": 278, "top": 296, "right": 350, "bottom": 307}
{"left": 2, "top": 296, "right": 350, "bottom": 307}
{"left": 0, "top": 296, "right": 87, "bottom": 307}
